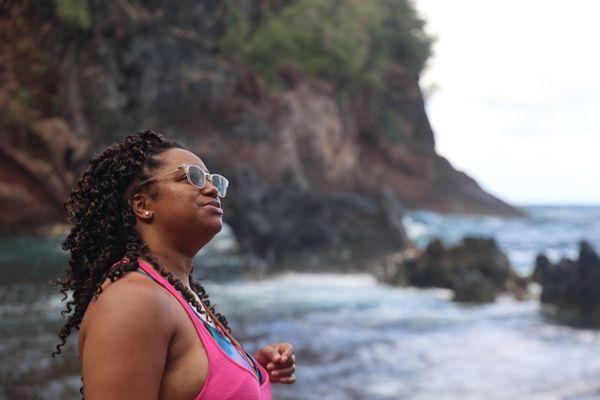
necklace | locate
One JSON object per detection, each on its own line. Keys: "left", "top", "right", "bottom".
{"left": 191, "top": 294, "right": 258, "bottom": 375}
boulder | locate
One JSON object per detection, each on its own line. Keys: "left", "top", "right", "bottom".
{"left": 374, "top": 236, "right": 528, "bottom": 303}
{"left": 534, "top": 241, "right": 600, "bottom": 327}
{"left": 452, "top": 270, "right": 498, "bottom": 303}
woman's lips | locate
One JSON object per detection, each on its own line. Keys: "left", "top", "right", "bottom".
{"left": 202, "top": 204, "right": 223, "bottom": 215}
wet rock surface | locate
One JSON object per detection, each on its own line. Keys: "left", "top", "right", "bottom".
{"left": 373, "top": 236, "right": 528, "bottom": 303}
{"left": 227, "top": 165, "right": 410, "bottom": 271}
{"left": 533, "top": 241, "right": 600, "bottom": 327}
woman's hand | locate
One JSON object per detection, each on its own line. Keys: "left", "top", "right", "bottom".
{"left": 254, "top": 342, "right": 296, "bottom": 384}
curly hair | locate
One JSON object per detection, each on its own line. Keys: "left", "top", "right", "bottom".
{"left": 51, "top": 130, "right": 232, "bottom": 397}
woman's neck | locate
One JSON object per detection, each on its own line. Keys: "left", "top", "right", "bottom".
{"left": 139, "top": 243, "right": 195, "bottom": 290}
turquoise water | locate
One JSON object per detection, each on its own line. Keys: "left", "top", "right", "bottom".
{"left": 1, "top": 206, "right": 599, "bottom": 399}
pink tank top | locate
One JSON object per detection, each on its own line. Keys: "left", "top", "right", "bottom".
{"left": 136, "top": 260, "right": 273, "bottom": 400}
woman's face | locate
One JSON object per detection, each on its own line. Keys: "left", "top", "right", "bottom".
{"left": 138, "top": 147, "right": 224, "bottom": 252}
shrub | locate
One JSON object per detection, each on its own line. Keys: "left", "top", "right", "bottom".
{"left": 382, "top": 110, "right": 407, "bottom": 145}
{"left": 219, "top": 0, "right": 432, "bottom": 91}
{"left": 55, "top": 0, "right": 90, "bottom": 30}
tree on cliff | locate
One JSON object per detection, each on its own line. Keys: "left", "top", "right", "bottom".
{"left": 219, "top": 0, "right": 432, "bottom": 91}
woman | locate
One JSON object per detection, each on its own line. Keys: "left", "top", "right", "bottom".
{"left": 52, "top": 130, "right": 295, "bottom": 399}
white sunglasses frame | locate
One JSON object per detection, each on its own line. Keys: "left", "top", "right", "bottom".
{"left": 136, "top": 163, "right": 229, "bottom": 197}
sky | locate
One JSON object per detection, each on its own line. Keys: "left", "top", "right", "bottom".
{"left": 412, "top": 0, "right": 600, "bottom": 205}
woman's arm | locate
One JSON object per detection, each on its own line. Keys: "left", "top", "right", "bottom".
{"left": 80, "top": 279, "right": 175, "bottom": 399}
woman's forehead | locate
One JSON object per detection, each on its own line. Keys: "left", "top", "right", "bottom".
{"left": 158, "top": 148, "right": 208, "bottom": 172}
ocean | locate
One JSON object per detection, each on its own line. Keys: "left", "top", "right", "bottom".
{"left": 1, "top": 205, "right": 599, "bottom": 399}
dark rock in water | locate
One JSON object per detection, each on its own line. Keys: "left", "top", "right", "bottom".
{"left": 531, "top": 253, "right": 553, "bottom": 284}
{"left": 373, "top": 236, "right": 528, "bottom": 303}
{"left": 534, "top": 241, "right": 600, "bottom": 327}
{"left": 452, "top": 270, "right": 497, "bottom": 303}
{"left": 227, "top": 165, "right": 410, "bottom": 271}
{"left": 371, "top": 247, "right": 418, "bottom": 287}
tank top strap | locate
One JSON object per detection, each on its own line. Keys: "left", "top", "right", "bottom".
{"left": 127, "top": 259, "right": 221, "bottom": 356}
{"left": 131, "top": 263, "right": 219, "bottom": 329}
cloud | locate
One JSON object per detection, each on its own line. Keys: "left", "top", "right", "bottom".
{"left": 413, "top": 0, "right": 600, "bottom": 204}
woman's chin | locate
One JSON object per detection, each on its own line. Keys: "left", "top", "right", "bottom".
{"left": 200, "top": 219, "right": 223, "bottom": 236}
{"left": 213, "top": 220, "right": 223, "bottom": 233}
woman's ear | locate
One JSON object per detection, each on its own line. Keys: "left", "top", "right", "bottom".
{"left": 131, "top": 193, "right": 154, "bottom": 221}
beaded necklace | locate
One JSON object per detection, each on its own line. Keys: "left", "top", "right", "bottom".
{"left": 190, "top": 293, "right": 258, "bottom": 376}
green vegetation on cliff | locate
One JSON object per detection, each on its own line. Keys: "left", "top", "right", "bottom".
{"left": 383, "top": 110, "right": 407, "bottom": 145}
{"left": 54, "top": 0, "right": 90, "bottom": 30}
{"left": 220, "top": 0, "right": 432, "bottom": 90}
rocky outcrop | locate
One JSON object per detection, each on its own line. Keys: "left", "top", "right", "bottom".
{"left": 354, "top": 65, "right": 523, "bottom": 217}
{"left": 533, "top": 241, "right": 600, "bottom": 327}
{"left": 373, "top": 237, "right": 529, "bottom": 303}
{"left": 227, "top": 166, "right": 409, "bottom": 270}
{"left": 0, "top": 118, "right": 87, "bottom": 232}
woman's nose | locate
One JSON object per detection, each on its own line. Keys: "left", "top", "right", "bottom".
{"left": 203, "top": 176, "right": 219, "bottom": 197}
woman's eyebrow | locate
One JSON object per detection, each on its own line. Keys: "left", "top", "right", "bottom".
{"left": 178, "top": 164, "right": 210, "bottom": 173}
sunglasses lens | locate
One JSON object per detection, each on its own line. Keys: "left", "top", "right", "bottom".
{"left": 211, "top": 174, "right": 229, "bottom": 197}
{"left": 187, "top": 166, "right": 206, "bottom": 188}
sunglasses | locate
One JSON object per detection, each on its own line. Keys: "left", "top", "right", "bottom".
{"left": 136, "top": 163, "right": 229, "bottom": 198}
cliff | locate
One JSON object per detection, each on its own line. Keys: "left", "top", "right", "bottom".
{"left": 0, "top": 1, "right": 524, "bottom": 266}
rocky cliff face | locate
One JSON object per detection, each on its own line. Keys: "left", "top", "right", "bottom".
{"left": 0, "top": 1, "right": 523, "bottom": 265}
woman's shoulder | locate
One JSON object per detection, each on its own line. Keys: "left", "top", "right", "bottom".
{"left": 88, "top": 271, "right": 172, "bottom": 314}
{"left": 79, "top": 272, "right": 176, "bottom": 357}
{"left": 78, "top": 272, "right": 183, "bottom": 398}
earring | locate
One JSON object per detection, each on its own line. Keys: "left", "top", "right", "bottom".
{"left": 145, "top": 211, "right": 151, "bottom": 217}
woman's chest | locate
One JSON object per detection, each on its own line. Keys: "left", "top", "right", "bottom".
{"left": 159, "top": 310, "right": 210, "bottom": 400}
